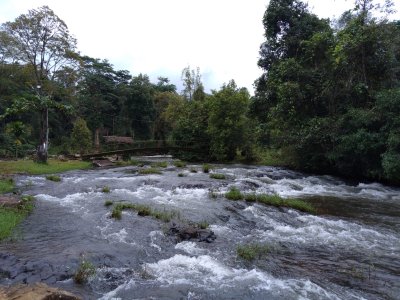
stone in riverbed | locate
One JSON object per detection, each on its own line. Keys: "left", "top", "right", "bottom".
{"left": 169, "top": 223, "right": 216, "bottom": 243}
{"left": 0, "top": 283, "right": 81, "bottom": 300}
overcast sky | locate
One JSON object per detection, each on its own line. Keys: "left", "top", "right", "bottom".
{"left": 0, "top": 0, "right": 399, "bottom": 94}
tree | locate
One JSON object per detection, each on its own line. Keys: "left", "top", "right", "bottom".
{"left": 70, "top": 117, "right": 92, "bottom": 155}
{"left": 0, "top": 6, "right": 77, "bottom": 162}
{"left": 207, "top": 80, "right": 251, "bottom": 161}
{"left": 181, "top": 66, "right": 202, "bottom": 101}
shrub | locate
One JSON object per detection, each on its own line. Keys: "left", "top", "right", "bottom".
{"left": 102, "top": 186, "right": 110, "bottom": 193}
{"left": 45, "top": 175, "right": 61, "bottom": 182}
{"left": 70, "top": 118, "right": 92, "bottom": 155}
{"left": 237, "top": 243, "right": 271, "bottom": 261}
{"left": 173, "top": 161, "right": 186, "bottom": 168}
{"left": 209, "top": 173, "right": 226, "bottom": 180}
{"left": 104, "top": 200, "right": 113, "bottom": 207}
{"left": 198, "top": 221, "right": 209, "bottom": 229}
{"left": 202, "top": 164, "right": 212, "bottom": 173}
{"left": 73, "top": 260, "right": 95, "bottom": 284}
{"left": 190, "top": 168, "right": 198, "bottom": 173}
{"left": 178, "top": 173, "right": 185, "bottom": 177}
{"left": 225, "top": 187, "right": 243, "bottom": 200}
{"left": 151, "top": 161, "right": 168, "bottom": 168}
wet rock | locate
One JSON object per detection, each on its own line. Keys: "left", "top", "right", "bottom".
{"left": 216, "top": 214, "right": 230, "bottom": 222}
{"left": 0, "top": 195, "right": 21, "bottom": 208}
{"left": 0, "top": 283, "right": 81, "bottom": 299}
{"left": 178, "top": 183, "right": 206, "bottom": 189}
{"left": 93, "top": 159, "right": 114, "bottom": 167}
{"left": 169, "top": 223, "right": 216, "bottom": 243}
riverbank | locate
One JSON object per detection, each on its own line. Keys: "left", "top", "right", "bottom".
{"left": 0, "top": 159, "right": 92, "bottom": 241}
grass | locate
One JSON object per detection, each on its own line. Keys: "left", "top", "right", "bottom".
{"left": 151, "top": 161, "right": 168, "bottom": 168}
{"left": 224, "top": 188, "right": 316, "bottom": 214}
{"left": 190, "top": 168, "right": 198, "bottom": 173}
{"left": 178, "top": 173, "right": 185, "bottom": 177}
{"left": 197, "top": 221, "right": 209, "bottom": 229}
{"left": 0, "top": 178, "right": 14, "bottom": 194}
{"left": 45, "top": 174, "right": 61, "bottom": 182}
{"left": 0, "top": 195, "right": 35, "bottom": 241}
{"left": 202, "top": 164, "right": 212, "bottom": 173}
{"left": 111, "top": 203, "right": 178, "bottom": 222}
{"left": 102, "top": 186, "right": 110, "bottom": 193}
{"left": 209, "top": 173, "right": 226, "bottom": 180}
{"left": 237, "top": 243, "right": 271, "bottom": 261}
{"left": 104, "top": 200, "right": 113, "bottom": 207}
{"left": 73, "top": 259, "right": 96, "bottom": 284}
{"left": 0, "top": 159, "right": 91, "bottom": 175}
{"left": 115, "top": 159, "right": 141, "bottom": 166}
{"left": 225, "top": 187, "right": 243, "bottom": 200}
{"left": 138, "top": 167, "right": 162, "bottom": 175}
{"left": 173, "top": 161, "right": 186, "bottom": 168}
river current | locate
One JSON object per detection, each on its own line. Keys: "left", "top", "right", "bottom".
{"left": 0, "top": 157, "right": 399, "bottom": 299}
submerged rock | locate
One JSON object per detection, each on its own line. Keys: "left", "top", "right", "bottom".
{"left": 0, "top": 283, "right": 81, "bottom": 299}
{"left": 169, "top": 224, "right": 216, "bottom": 243}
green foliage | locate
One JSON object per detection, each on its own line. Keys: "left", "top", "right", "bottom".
{"left": 0, "top": 195, "right": 34, "bottom": 240}
{"left": 101, "top": 186, "right": 110, "bottom": 193}
{"left": 173, "top": 161, "right": 186, "bottom": 168}
{"left": 177, "top": 173, "right": 185, "bottom": 177}
{"left": 110, "top": 202, "right": 177, "bottom": 222}
{"left": 70, "top": 117, "right": 92, "bottom": 155}
{"left": 225, "top": 187, "right": 243, "bottom": 200}
{"left": 104, "top": 200, "right": 113, "bottom": 207}
{"left": 151, "top": 161, "right": 168, "bottom": 168}
{"left": 253, "top": 0, "right": 400, "bottom": 185}
{"left": 73, "top": 259, "right": 96, "bottom": 284}
{"left": 237, "top": 243, "right": 271, "bottom": 261}
{"left": 0, "top": 178, "right": 14, "bottom": 194}
{"left": 209, "top": 173, "right": 226, "bottom": 180}
{"left": 207, "top": 80, "right": 252, "bottom": 161}
{"left": 197, "top": 221, "right": 209, "bottom": 229}
{"left": 0, "top": 159, "right": 91, "bottom": 175}
{"left": 45, "top": 175, "right": 61, "bottom": 182}
{"left": 202, "top": 164, "right": 212, "bottom": 173}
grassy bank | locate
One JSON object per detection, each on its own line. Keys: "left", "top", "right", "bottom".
{"left": 0, "top": 195, "right": 35, "bottom": 241}
{"left": 0, "top": 178, "right": 14, "bottom": 193}
{"left": 225, "top": 187, "right": 316, "bottom": 214}
{"left": 0, "top": 159, "right": 91, "bottom": 175}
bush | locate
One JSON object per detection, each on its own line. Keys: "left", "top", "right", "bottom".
{"left": 202, "top": 164, "right": 212, "bottom": 173}
{"left": 73, "top": 260, "right": 96, "bottom": 284}
{"left": 237, "top": 243, "right": 271, "bottom": 261}
{"left": 70, "top": 118, "right": 92, "bottom": 155}
{"left": 225, "top": 187, "right": 243, "bottom": 200}
{"left": 45, "top": 175, "right": 61, "bottom": 182}
{"left": 102, "top": 186, "right": 110, "bottom": 193}
{"left": 104, "top": 200, "right": 113, "bottom": 207}
{"left": 209, "top": 173, "right": 226, "bottom": 180}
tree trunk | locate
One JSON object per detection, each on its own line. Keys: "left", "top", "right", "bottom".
{"left": 95, "top": 128, "right": 100, "bottom": 153}
{"left": 36, "top": 108, "right": 48, "bottom": 163}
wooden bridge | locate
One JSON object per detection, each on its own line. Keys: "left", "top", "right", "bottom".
{"left": 81, "top": 140, "right": 196, "bottom": 160}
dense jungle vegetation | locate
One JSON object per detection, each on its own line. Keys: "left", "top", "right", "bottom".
{"left": 0, "top": 0, "right": 399, "bottom": 185}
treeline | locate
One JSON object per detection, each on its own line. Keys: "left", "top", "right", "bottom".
{"left": 252, "top": 0, "right": 400, "bottom": 185}
{"left": 0, "top": 6, "right": 254, "bottom": 162}
{"left": 1, "top": 1, "right": 400, "bottom": 185}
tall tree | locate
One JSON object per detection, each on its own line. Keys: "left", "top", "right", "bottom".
{"left": 0, "top": 6, "right": 77, "bottom": 162}
{"left": 181, "top": 66, "right": 202, "bottom": 101}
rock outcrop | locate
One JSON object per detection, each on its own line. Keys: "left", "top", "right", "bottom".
{"left": 0, "top": 283, "right": 81, "bottom": 300}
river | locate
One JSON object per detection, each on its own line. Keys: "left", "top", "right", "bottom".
{"left": 0, "top": 157, "right": 399, "bottom": 299}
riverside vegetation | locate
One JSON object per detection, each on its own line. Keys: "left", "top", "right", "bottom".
{"left": 1, "top": 0, "right": 398, "bottom": 185}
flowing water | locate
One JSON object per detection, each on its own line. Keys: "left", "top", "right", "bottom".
{"left": 0, "top": 157, "right": 399, "bottom": 299}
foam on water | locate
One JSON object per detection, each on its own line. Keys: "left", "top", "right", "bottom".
{"left": 145, "top": 254, "right": 350, "bottom": 299}
{"left": 175, "top": 241, "right": 207, "bottom": 256}
{"left": 149, "top": 230, "right": 163, "bottom": 252}
{"left": 245, "top": 206, "right": 400, "bottom": 254}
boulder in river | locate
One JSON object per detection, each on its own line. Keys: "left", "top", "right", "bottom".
{"left": 169, "top": 223, "right": 216, "bottom": 243}
{"left": 0, "top": 283, "right": 81, "bottom": 300}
